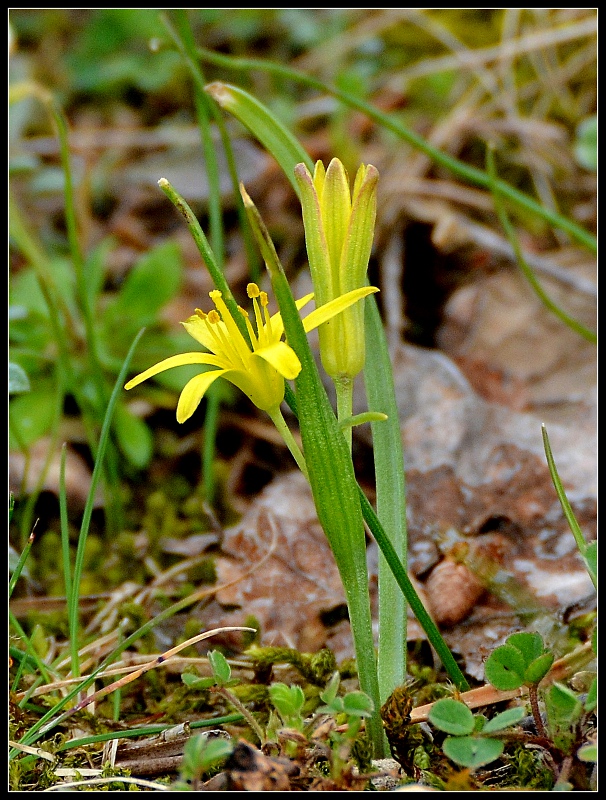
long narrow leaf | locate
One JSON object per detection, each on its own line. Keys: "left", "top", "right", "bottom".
{"left": 542, "top": 423, "right": 596, "bottom": 589}
{"left": 68, "top": 328, "right": 147, "bottom": 678}
{"left": 363, "top": 296, "right": 408, "bottom": 703}
{"left": 204, "top": 82, "right": 314, "bottom": 194}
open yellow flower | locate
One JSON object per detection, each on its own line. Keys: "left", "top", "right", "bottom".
{"left": 125, "top": 282, "right": 378, "bottom": 423}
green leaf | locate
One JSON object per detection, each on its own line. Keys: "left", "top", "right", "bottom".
{"left": 320, "top": 671, "right": 341, "bottom": 706}
{"left": 542, "top": 424, "right": 596, "bottom": 588}
{"left": 524, "top": 652, "right": 555, "bottom": 686}
{"left": 103, "top": 241, "right": 183, "bottom": 343}
{"left": 442, "top": 735, "right": 504, "bottom": 769}
{"left": 208, "top": 650, "right": 232, "bottom": 685}
{"left": 584, "top": 677, "right": 597, "bottom": 713}
{"left": 83, "top": 237, "right": 114, "bottom": 313}
{"left": 584, "top": 541, "right": 597, "bottom": 583}
{"left": 9, "top": 382, "right": 57, "bottom": 448}
{"left": 9, "top": 362, "right": 30, "bottom": 394}
{"left": 342, "top": 691, "right": 374, "bottom": 718}
{"left": 506, "top": 631, "right": 544, "bottom": 663}
{"left": 484, "top": 644, "right": 526, "bottom": 691}
{"left": 112, "top": 401, "right": 154, "bottom": 469}
{"left": 577, "top": 742, "right": 597, "bottom": 763}
{"left": 205, "top": 81, "right": 313, "bottom": 195}
{"left": 482, "top": 705, "right": 526, "bottom": 733}
{"left": 428, "top": 698, "right": 475, "bottom": 736}
{"left": 544, "top": 683, "right": 583, "bottom": 754}
{"left": 9, "top": 258, "right": 77, "bottom": 319}
{"left": 181, "top": 672, "right": 216, "bottom": 690}
{"left": 180, "top": 733, "right": 233, "bottom": 781}
{"left": 363, "top": 295, "right": 408, "bottom": 701}
{"left": 269, "top": 682, "right": 305, "bottom": 723}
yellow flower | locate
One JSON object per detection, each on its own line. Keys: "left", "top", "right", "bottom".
{"left": 295, "top": 158, "right": 379, "bottom": 379}
{"left": 125, "top": 282, "right": 377, "bottom": 423}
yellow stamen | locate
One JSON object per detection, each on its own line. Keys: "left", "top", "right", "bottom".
{"left": 250, "top": 294, "right": 265, "bottom": 343}
{"left": 209, "top": 290, "right": 251, "bottom": 363}
{"left": 204, "top": 307, "right": 247, "bottom": 369}
{"left": 247, "top": 283, "right": 260, "bottom": 298}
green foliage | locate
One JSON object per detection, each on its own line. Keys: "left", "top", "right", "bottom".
{"left": 442, "top": 735, "right": 504, "bottom": 770}
{"left": 181, "top": 649, "right": 236, "bottom": 691}
{"left": 544, "top": 683, "right": 583, "bottom": 754}
{"left": 178, "top": 733, "right": 233, "bottom": 785}
{"left": 428, "top": 697, "right": 525, "bottom": 769}
{"left": 9, "top": 362, "right": 30, "bottom": 395}
{"left": 428, "top": 697, "right": 475, "bottom": 736}
{"left": 484, "top": 632, "right": 554, "bottom": 691}
{"left": 268, "top": 682, "right": 306, "bottom": 730}
{"left": 9, "top": 233, "right": 195, "bottom": 470}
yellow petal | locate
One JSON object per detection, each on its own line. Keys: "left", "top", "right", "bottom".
{"left": 176, "top": 369, "right": 226, "bottom": 423}
{"left": 302, "top": 286, "right": 379, "bottom": 333}
{"left": 294, "top": 163, "right": 333, "bottom": 306}
{"left": 269, "top": 292, "right": 315, "bottom": 340}
{"left": 322, "top": 159, "right": 352, "bottom": 285}
{"left": 125, "top": 353, "right": 227, "bottom": 390}
{"left": 254, "top": 340, "right": 302, "bottom": 381}
{"left": 181, "top": 314, "right": 227, "bottom": 350}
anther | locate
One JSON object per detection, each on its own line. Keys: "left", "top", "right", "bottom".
{"left": 247, "top": 283, "right": 260, "bottom": 298}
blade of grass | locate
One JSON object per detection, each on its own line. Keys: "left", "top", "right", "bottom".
{"left": 56, "top": 714, "right": 245, "bottom": 753}
{"left": 541, "top": 423, "right": 596, "bottom": 589}
{"left": 159, "top": 11, "right": 262, "bottom": 283}
{"left": 58, "top": 444, "right": 73, "bottom": 610}
{"left": 485, "top": 146, "right": 596, "bottom": 344}
{"left": 205, "top": 81, "right": 314, "bottom": 196}
{"left": 10, "top": 623, "right": 250, "bottom": 758}
{"left": 9, "top": 611, "right": 53, "bottom": 690}
{"left": 68, "top": 328, "right": 147, "bottom": 679}
{"left": 9, "top": 529, "right": 36, "bottom": 599}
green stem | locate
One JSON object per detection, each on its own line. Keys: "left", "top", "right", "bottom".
{"left": 334, "top": 375, "right": 354, "bottom": 453}
{"left": 285, "top": 380, "right": 468, "bottom": 692}
{"left": 202, "top": 387, "right": 220, "bottom": 504}
{"left": 267, "top": 406, "right": 308, "bottom": 478}
{"left": 157, "top": 179, "right": 249, "bottom": 343}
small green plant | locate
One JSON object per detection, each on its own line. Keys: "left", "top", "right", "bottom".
{"left": 268, "top": 682, "right": 307, "bottom": 732}
{"left": 484, "top": 631, "right": 554, "bottom": 738}
{"left": 174, "top": 732, "right": 234, "bottom": 790}
{"left": 313, "top": 671, "right": 375, "bottom": 782}
{"left": 182, "top": 649, "right": 266, "bottom": 746}
{"left": 428, "top": 697, "right": 525, "bottom": 769}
